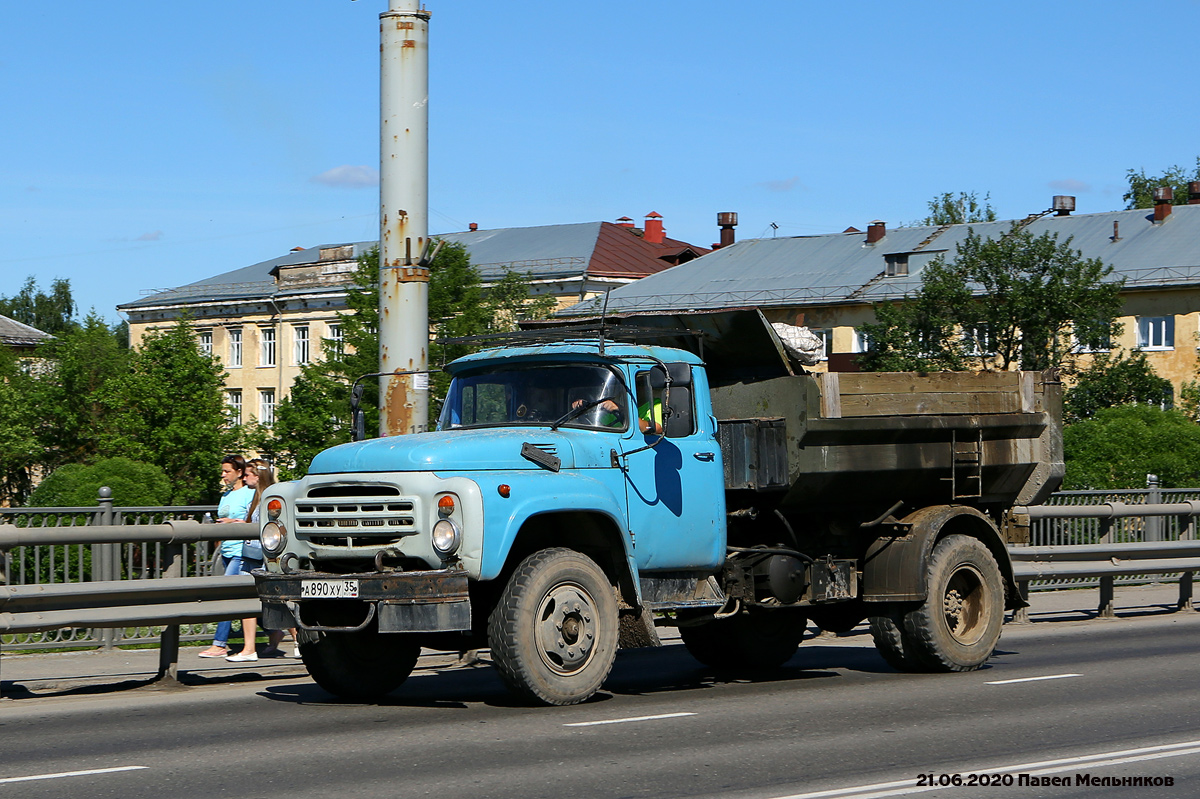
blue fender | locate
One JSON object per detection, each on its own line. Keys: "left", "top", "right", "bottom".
{"left": 473, "top": 470, "right": 640, "bottom": 602}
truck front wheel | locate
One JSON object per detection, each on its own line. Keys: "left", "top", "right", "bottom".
{"left": 487, "top": 548, "right": 620, "bottom": 706}
{"left": 299, "top": 623, "right": 421, "bottom": 701}
{"left": 679, "top": 609, "right": 806, "bottom": 670}
{"left": 905, "top": 534, "right": 1005, "bottom": 672}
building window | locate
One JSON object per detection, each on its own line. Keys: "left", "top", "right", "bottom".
{"left": 1072, "top": 322, "right": 1111, "bottom": 354}
{"left": 1137, "top": 316, "right": 1174, "bottom": 350}
{"left": 813, "top": 328, "right": 832, "bottom": 361}
{"left": 294, "top": 325, "right": 310, "bottom": 365}
{"left": 884, "top": 254, "right": 909, "bottom": 277}
{"left": 964, "top": 327, "right": 993, "bottom": 357}
{"left": 198, "top": 330, "right": 213, "bottom": 358}
{"left": 326, "top": 324, "right": 343, "bottom": 359}
{"left": 228, "top": 328, "right": 242, "bottom": 368}
{"left": 260, "top": 327, "right": 276, "bottom": 367}
{"left": 227, "top": 390, "right": 242, "bottom": 426}
{"left": 851, "top": 329, "right": 872, "bottom": 354}
{"left": 259, "top": 388, "right": 276, "bottom": 426}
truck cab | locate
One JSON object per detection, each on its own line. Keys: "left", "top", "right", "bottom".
{"left": 255, "top": 342, "right": 726, "bottom": 705}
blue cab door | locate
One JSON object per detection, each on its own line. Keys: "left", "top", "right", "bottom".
{"left": 619, "top": 364, "right": 726, "bottom": 572}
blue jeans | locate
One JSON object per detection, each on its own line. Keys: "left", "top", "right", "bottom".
{"left": 212, "top": 554, "right": 264, "bottom": 648}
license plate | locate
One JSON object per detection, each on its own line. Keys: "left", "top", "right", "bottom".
{"left": 300, "top": 579, "right": 360, "bottom": 599}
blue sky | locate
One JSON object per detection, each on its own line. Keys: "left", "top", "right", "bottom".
{"left": 3, "top": 1, "right": 1199, "bottom": 323}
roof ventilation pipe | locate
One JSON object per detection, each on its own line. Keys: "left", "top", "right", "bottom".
{"left": 644, "top": 212, "right": 665, "bottom": 244}
{"left": 1154, "top": 187, "right": 1174, "bottom": 222}
{"left": 716, "top": 212, "right": 738, "bottom": 248}
{"left": 866, "top": 221, "right": 886, "bottom": 244}
{"left": 1053, "top": 195, "right": 1075, "bottom": 216}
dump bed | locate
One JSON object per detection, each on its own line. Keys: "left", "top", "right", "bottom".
{"left": 710, "top": 370, "right": 1063, "bottom": 511}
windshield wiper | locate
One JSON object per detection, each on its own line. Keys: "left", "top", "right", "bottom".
{"left": 550, "top": 396, "right": 617, "bottom": 431}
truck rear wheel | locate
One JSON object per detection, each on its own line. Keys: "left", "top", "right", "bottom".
{"left": 487, "top": 548, "right": 619, "bottom": 706}
{"left": 679, "top": 609, "right": 806, "bottom": 670}
{"left": 904, "top": 534, "right": 1004, "bottom": 672}
{"left": 300, "top": 623, "right": 421, "bottom": 701}
{"left": 868, "top": 613, "right": 925, "bottom": 671}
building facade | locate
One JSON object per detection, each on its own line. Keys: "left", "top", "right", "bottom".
{"left": 118, "top": 214, "right": 708, "bottom": 426}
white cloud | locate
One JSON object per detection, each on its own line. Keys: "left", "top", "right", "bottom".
{"left": 1048, "top": 178, "right": 1092, "bottom": 193}
{"left": 136, "top": 230, "right": 163, "bottom": 241}
{"left": 312, "top": 165, "right": 379, "bottom": 188}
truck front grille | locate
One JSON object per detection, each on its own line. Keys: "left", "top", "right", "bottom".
{"left": 295, "top": 488, "right": 419, "bottom": 548}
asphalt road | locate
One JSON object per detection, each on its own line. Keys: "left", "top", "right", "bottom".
{"left": 2, "top": 611, "right": 1198, "bottom": 799}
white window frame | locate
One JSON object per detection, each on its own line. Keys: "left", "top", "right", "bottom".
{"left": 259, "top": 388, "right": 276, "bottom": 426}
{"left": 964, "top": 327, "right": 994, "bottom": 357}
{"left": 198, "top": 330, "right": 213, "bottom": 358}
{"left": 326, "top": 323, "right": 344, "bottom": 359}
{"left": 851, "top": 328, "right": 872, "bottom": 354}
{"left": 260, "top": 326, "right": 276, "bottom": 367}
{"left": 293, "top": 325, "right": 310, "bottom": 365}
{"left": 227, "top": 390, "right": 242, "bottom": 426}
{"left": 1137, "top": 316, "right": 1175, "bottom": 351}
{"left": 812, "top": 328, "right": 832, "bottom": 361}
{"left": 227, "top": 328, "right": 242, "bottom": 368}
{"left": 1072, "top": 323, "right": 1111, "bottom": 354}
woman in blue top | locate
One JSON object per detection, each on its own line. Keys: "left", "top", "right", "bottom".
{"left": 197, "top": 455, "right": 256, "bottom": 659}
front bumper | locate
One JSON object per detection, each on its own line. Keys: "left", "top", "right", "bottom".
{"left": 254, "top": 568, "right": 472, "bottom": 633}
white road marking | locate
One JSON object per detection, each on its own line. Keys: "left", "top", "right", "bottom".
{"left": 564, "top": 711, "right": 697, "bottom": 727}
{"left": 0, "top": 765, "right": 148, "bottom": 786}
{"left": 761, "top": 739, "right": 1200, "bottom": 799}
{"left": 985, "top": 673, "right": 1082, "bottom": 685}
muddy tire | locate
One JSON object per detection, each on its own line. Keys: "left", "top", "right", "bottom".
{"left": 300, "top": 624, "right": 421, "bottom": 701}
{"left": 868, "top": 612, "right": 925, "bottom": 672}
{"left": 680, "top": 609, "right": 806, "bottom": 670}
{"left": 904, "top": 534, "right": 1005, "bottom": 672}
{"left": 488, "top": 548, "right": 619, "bottom": 706}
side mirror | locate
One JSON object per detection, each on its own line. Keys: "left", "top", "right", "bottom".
{"left": 351, "top": 382, "right": 366, "bottom": 442}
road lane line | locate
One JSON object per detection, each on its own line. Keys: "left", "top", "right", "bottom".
{"left": 564, "top": 711, "right": 696, "bottom": 727}
{"left": 0, "top": 766, "right": 148, "bottom": 785}
{"left": 760, "top": 738, "right": 1200, "bottom": 799}
{"left": 985, "top": 673, "right": 1082, "bottom": 685}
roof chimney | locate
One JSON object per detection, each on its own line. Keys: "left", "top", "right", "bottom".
{"left": 468, "top": 222, "right": 478, "bottom": 231}
{"left": 1154, "top": 186, "right": 1173, "bottom": 222}
{"left": 716, "top": 212, "right": 738, "bottom": 248}
{"left": 615, "top": 216, "right": 635, "bottom": 228}
{"left": 1189, "top": 182, "right": 1200, "bottom": 205}
{"left": 1052, "top": 195, "right": 1075, "bottom": 216}
{"left": 644, "top": 211, "right": 665, "bottom": 244}
{"left": 866, "top": 220, "right": 886, "bottom": 244}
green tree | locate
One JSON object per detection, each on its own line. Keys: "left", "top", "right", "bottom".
{"left": 29, "top": 313, "right": 131, "bottom": 470}
{"left": 0, "top": 347, "right": 39, "bottom": 505}
{"left": 0, "top": 275, "right": 77, "bottom": 335}
{"left": 1124, "top": 158, "right": 1200, "bottom": 209}
{"left": 98, "top": 321, "right": 234, "bottom": 503}
{"left": 918, "top": 191, "right": 997, "bottom": 226}
{"left": 262, "top": 243, "right": 554, "bottom": 477}
{"left": 1063, "top": 351, "right": 1172, "bottom": 423}
{"left": 29, "top": 457, "right": 172, "bottom": 508}
{"left": 1063, "top": 405, "right": 1200, "bottom": 489}
{"left": 860, "top": 225, "right": 1124, "bottom": 373}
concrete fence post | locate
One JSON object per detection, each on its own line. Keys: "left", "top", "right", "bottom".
{"left": 157, "top": 542, "right": 186, "bottom": 683}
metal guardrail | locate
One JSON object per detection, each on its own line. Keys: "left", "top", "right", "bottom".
{"left": 1009, "top": 501, "right": 1199, "bottom": 622}
{"left": 0, "top": 520, "right": 260, "bottom": 690}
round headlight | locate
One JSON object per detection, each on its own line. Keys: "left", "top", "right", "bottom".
{"left": 266, "top": 498, "right": 283, "bottom": 521}
{"left": 431, "top": 519, "right": 461, "bottom": 556}
{"left": 261, "top": 521, "right": 287, "bottom": 555}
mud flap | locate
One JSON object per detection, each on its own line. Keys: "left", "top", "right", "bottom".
{"left": 617, "top": 606, "right": 661, "bottom": 649}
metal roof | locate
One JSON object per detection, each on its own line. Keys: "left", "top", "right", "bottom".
{"left": 0, "top": 314, "right": 52, "bottom": 347}
{"left": 560, "top": 205, "right": 1200, "bottom": 316}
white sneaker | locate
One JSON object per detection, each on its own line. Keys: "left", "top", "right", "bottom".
{"left": 292, "top": 645, "right": 302, "bottom": 658}
{"left": 226, "top": 651, "right": 258, "bottom": 662}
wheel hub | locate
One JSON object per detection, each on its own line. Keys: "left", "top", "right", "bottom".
{"left": 943, "top": 565, "right": 986, "bottom": 645}
{"left": 536, "top": 583, "right": 597, "bottom": 675}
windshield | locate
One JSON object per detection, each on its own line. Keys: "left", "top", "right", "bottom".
{"left": 438, "top": 364, "right": 628, "bottom": 431}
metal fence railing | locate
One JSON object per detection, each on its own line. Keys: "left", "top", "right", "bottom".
{"left": 0, "top": 488, "right": 226, "bottom": 652}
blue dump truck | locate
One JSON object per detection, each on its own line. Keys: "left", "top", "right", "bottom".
{"left": 253, "top": 311, "right": 1063, "bottom": 705}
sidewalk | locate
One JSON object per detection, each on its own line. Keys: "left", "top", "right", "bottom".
{"left": 2, "top": 582, "right": 1194, "bottom": 700}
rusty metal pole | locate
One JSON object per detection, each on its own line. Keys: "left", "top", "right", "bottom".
{"left": 378, "top": 0, "right": 430, "bottom": 436}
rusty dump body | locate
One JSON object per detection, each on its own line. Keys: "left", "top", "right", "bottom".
{"left": 710, "top": 369, "right": 1064, "bottom": 513}
{"left": 556, "top": 308, "right": 1064, "bottom": 515}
